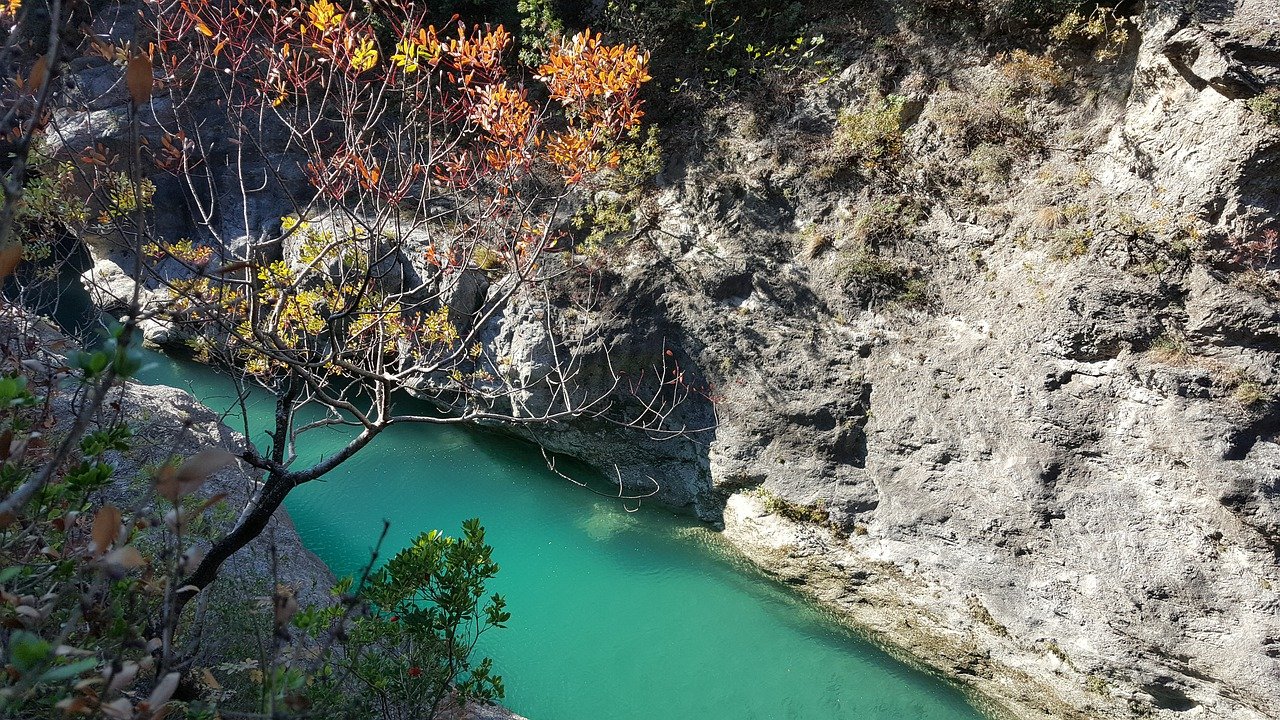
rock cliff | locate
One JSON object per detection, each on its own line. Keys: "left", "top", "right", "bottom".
{"left": 501, "top": 2, "right": 1280, "bottom": 718}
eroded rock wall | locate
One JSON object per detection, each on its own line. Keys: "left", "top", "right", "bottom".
{"left": 512, "top": 2, "right": 1280, "bottom": 718}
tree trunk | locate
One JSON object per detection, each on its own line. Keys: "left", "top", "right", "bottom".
{"left": 175, "top": 470, "right": 294, "bottom": 611}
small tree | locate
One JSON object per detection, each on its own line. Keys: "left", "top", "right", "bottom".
{"left": 98, "top": 0, "right": 701, "bottom": 608}
{"left": 1, "top": 1, "right": 703, "bottom": 715}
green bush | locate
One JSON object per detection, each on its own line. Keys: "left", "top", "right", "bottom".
{"left": 572, "top": 126, "right": 664, "bottom": 252}
{"left": 517, "top": 0, "right": 564, "bottom": 64}
{"left": 594, "top": 0, "right": 828, "bottom": 93}
{"left": 1246, "top": 88, "right": 1280, "bottom": 126}
{"left": 852, "top": 196, "right": 927, "bottom": 248}
{"left": 1048, "top": 5, "right": 1133, "bottom": 61}
{"left": 751, "top": 487, "right": 832, "bottom": 525}
{"left": 835, "top": 95, "right": 907, "bottom": 172}
{"left": 12, "top": 149, "right": 89, "bottom": 280}
{"left": 301, "top": 520, "right": 509, "bottom": 719}
{"left": 0, "top": 311, "right": 510, "bottom": 720}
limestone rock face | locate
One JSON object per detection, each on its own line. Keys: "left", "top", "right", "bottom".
{"left": 500, "top": 3, "right": 1280, "bottom": 719}
{"left": 80, "top": 257, "right": 177, "bottom": 346}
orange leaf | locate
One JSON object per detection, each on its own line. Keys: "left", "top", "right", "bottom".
{"left": 0, "top": 243, "right": 22, "bottom": 280}
{"left": 126, "top": 53, "right": 153, "bottom": 106}
{"left": 90, "top": 505, "right": 122, "bottom": 558}
{"left": 156, "top": 448, "right": 235, "bottom": 502}
{"left": 101, "top": 545, "right": 145, "bottom": 571}
{"left": 28, "top": 55, "right": 47, "bottom": 92}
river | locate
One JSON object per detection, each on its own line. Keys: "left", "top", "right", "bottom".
{"left": 126, "top": 347, "right": 991, "bottom": 720}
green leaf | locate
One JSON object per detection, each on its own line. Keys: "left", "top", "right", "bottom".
{"left": 10, "top": 630, "right": 52, "bottom": 672}
{"left": 37, "top": 657, "right": 99, "bottom": 683}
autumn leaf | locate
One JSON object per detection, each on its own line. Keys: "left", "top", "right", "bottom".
{"left": 273, "top": 584, "right": 299, "bottom": 633}
{"left": 127, "top": 53, "right": 154, "bottom": 106}
{"left": 306, "top": 0, "right": 342, "bottom": 33}
{"left": 100, "top": 545, "right": 146, "bottom": 572}
{"left": 155, "top": 447, "right": 235, "bottom": 502}
{"left": 27, "top": 55, "right": 48, "bottom": 92}
{"left": 0, "top": 243, "right": 23, "bottom": 280}
{"left": 90, "top": 505, "right": 122, "bottom": 558}
{"left": 350, "top": 36, "right": 378, "bottom": 72}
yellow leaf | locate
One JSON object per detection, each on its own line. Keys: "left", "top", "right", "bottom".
{"left": 351, "top": 36, "right": 378, "bottom": 72}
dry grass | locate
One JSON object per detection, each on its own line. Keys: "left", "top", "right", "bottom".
{"left": 1233, "top": 379, "right": 1270, "bottom": 407}
{"left": 803, "top": 226, "right": 835, "bottom": 258}
{"left": 1148, "top": 333, "right": 1192, "bottom": 366}
{"left": 1031, "top": 205, "right": 1068, "bottom": 233}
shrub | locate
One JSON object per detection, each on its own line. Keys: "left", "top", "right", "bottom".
{"left": 850, "top": 196, "right": 927, "bottom": 249}
{"left": 1048, "top": 227, "right": 1093, "bottom": 259}
{"left": 1246, "top": 89, "right": 1280, "bottom": 126}
{"left": 0, "top": 318, "right": 511, "bottom": 719}
{"left": 837, "top": 244, "right": 929, "bottom": 308}
{"left": 1049, "top": 5, "right": 1133, "bottom": 61}
{"left": 516, "top": 0, "right": 564, "bottom": 64}
{"left": 991, "top": 0, "right": 1087, "bottom": 26}
{"left": 13, "top": 151, "right": 89, "bottom": 276}
{"left": 299, "top": 520, "right": 509, "bottom": 719}
{"left": 932, "top": 88, "right": 1032, "bottom": 150}
{"left": 571, "top": 126, "right": 665, "bottom": 253}
{"left": 968, "top": 142, "right": 1017, "bottom": 185}
{"left": 0, "top": 318, "right": 205, "bottom": 720}
{"left": 592, "top": 0, "right": 829, "bottom": 95}
{"left": 835, "top": 94, "right": 907, "bottom": 171}
{"left": 997, "top": 49, "right": 1068, "bottom": 96}
{"left": 750, "top": 487, "right": 831, "bottom": 525}
{"left": 1229, "top": 228, "right": 1279, "bottom": 271}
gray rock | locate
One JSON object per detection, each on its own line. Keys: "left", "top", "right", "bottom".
{"left": 493, "top": 3, "right": 1280, "bottom": 718}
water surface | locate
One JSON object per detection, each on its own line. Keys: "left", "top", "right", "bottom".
{"left": 137, "top": 354, "right": 989, "bottom": 720}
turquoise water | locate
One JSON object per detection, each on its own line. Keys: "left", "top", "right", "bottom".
{"left": 136, "top": 353, "right": 989, "bottom": 720}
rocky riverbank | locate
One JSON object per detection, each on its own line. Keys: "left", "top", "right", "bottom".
{"left": 2, "top": 308, "right": 527, "bottom": 719}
